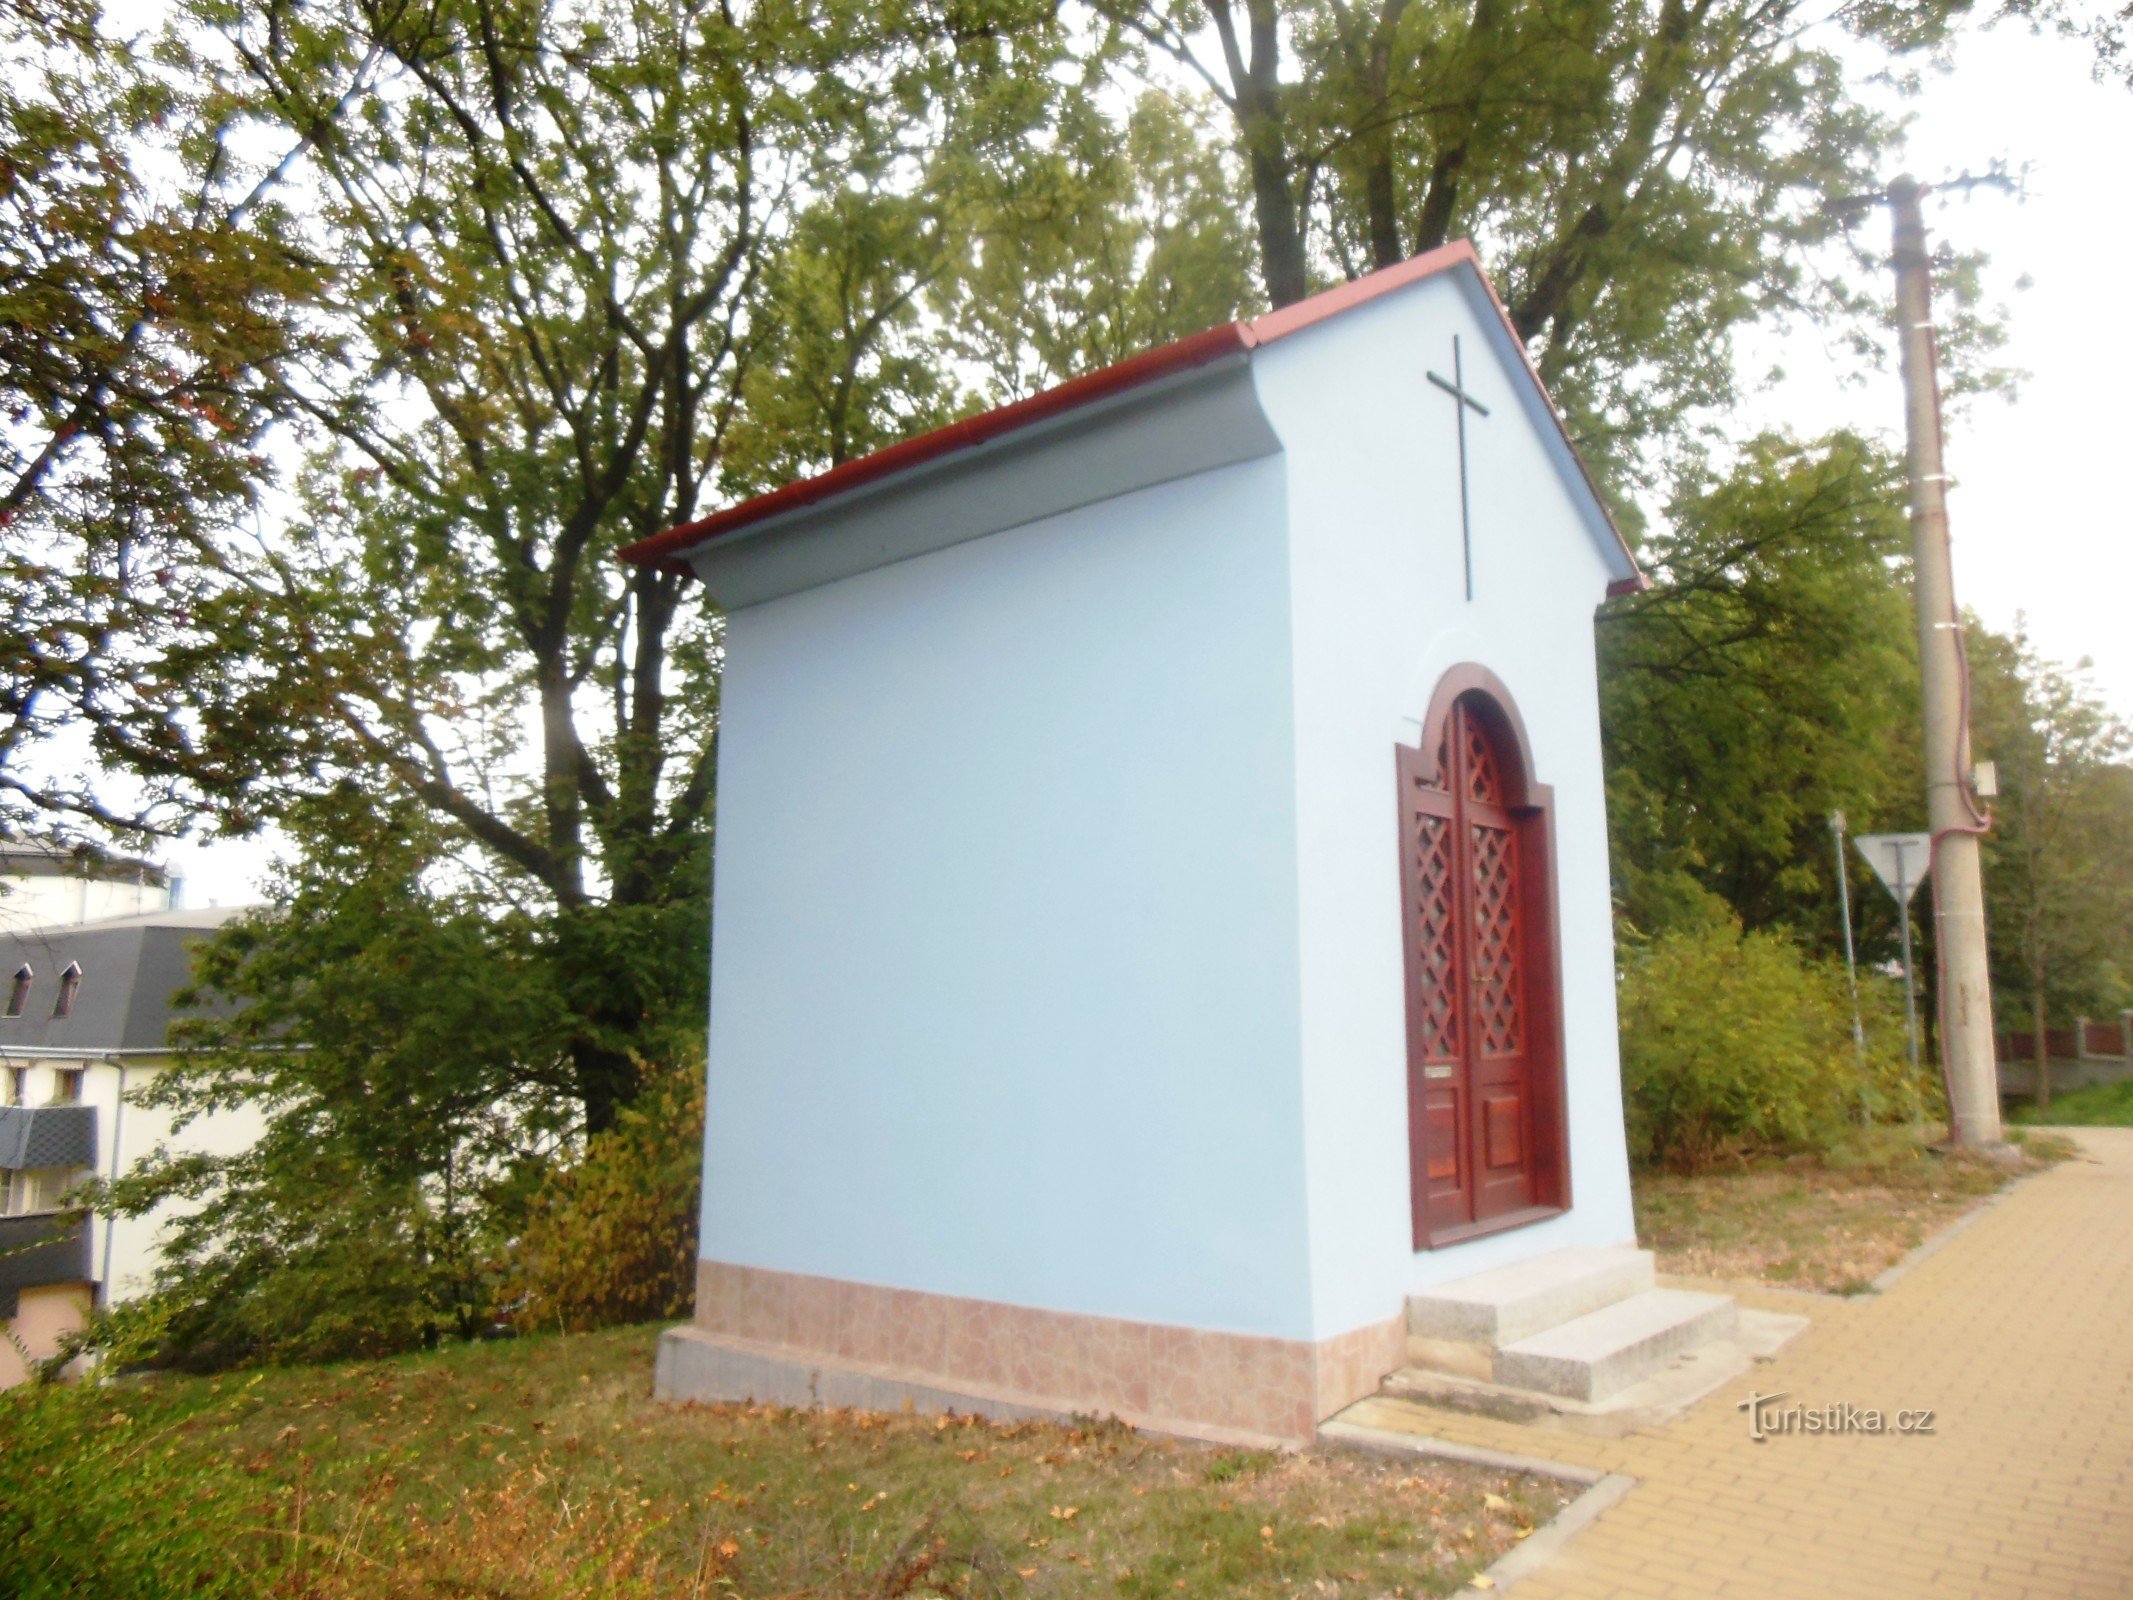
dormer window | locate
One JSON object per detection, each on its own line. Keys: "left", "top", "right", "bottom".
{"left": 4, "top": 965, "right": 28, "bottom": 1018}
{"left": 53, "top": 963, "right": 81, "bottom": 1019}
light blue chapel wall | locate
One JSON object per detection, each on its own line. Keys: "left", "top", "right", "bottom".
{"left": 1250, "top": 273, "right": 1638, "bottom": 1341}
{"left": 700, "top": 454, "right": 1316, "bottom": 1338}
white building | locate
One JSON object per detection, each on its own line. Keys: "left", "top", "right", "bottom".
{"left": 628, "top": 244, "right": 1648, "bottom": 1444}
{"left": 0, "top": 840, "right": 176, "bottom": 934}
{"left": 1, "top": 905, "right": 262, "bottom": 1386}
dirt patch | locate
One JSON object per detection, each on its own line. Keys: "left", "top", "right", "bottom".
{"left": 1633, "top": 1130, "right": 2068, "bottom": 1294}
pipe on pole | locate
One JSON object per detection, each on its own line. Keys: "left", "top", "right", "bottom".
{"left": 1830, "top": 811, "right": 1870, "bottom": 1085}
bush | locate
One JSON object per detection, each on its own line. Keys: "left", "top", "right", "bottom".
{"left": 509, "top": 1053, "right": 705, "bottom": 1332}
{"left": 1618, "top": 922, "right": 1925, "bottom": 1171}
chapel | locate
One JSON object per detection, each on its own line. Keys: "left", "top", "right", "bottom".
{"left": 624, "top": 242, "right": 1653, "bottom": 1443}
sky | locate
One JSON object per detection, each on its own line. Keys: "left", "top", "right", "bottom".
{"left": 166, "top": 14, "right": 2133, "bottom": 910}
{"left": 1738, "top": 17, "right": 2133, "bottom": 709}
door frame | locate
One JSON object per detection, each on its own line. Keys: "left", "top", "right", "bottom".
{"left": 1397, "top": 664, "right": 1573, "bottom": 1251}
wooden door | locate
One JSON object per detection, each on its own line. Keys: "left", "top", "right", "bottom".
{"left": 1398, "top": 685, "right": 1566, "bottom": 1248}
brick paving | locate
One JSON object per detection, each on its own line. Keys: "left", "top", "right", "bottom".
{"left": 1340, "top": 1128, "right": 2133, "bottom": 1599}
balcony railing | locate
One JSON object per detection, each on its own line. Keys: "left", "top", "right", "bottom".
{"left": 0, "top": 1103, "right": 97, "bottom": 1170}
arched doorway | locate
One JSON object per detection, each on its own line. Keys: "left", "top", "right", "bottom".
{"left": 1396, "top": 668, "right": 1569, "bottom": 1248}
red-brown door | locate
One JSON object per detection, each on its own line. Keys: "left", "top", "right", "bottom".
{"left": 1398, "top": 686, "right": 1566, "bottom": 1248}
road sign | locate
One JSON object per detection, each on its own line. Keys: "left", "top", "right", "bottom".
{"left": 1854, "top": 830, "right": 1933, "bottom": 1094}
{"left": 1854, "top": 832, "right": 1933, "bottom": 906}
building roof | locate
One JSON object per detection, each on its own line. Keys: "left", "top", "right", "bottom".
{"left": 621, "top": 240, "right": 1644, "bottom": 593}
{"left": 0, "top": 905, "right": 254, "bottom": 1054}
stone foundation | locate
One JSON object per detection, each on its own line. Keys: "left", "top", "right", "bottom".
{"left": 661, "top": 1260, "right": 1404, "bottom": 1445}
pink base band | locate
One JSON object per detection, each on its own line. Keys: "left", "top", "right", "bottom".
{"left": 692, "top": 1260, "right": 1403, "bottom": 1443}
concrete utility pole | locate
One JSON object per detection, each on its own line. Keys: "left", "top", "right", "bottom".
{"left": 1886, "top": 175, "right": 2003, "bottom": 1148}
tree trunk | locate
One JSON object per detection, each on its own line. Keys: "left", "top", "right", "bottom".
{"left": 574, "top": 1034, "right": 643, "bottom": 1137}
{"left": 2032, "top": 971, "right": 2051, "bottom": 1113}
{"left": 1205, "top": 0, "right": 1309, "bottom": 307}
{"left": 1248, "top": 142, "right": 1309, "bottom": 307}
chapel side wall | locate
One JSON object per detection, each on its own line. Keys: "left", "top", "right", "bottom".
{"left": 697, "top": 454, "right": 1316, "bottom": 1341}
{"left": 1250, "top": 273, "right": 1637, "bottom": 1342}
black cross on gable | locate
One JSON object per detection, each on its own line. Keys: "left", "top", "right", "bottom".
{"left": 1427, "top": 335, "right": 1490, "bottom": 602}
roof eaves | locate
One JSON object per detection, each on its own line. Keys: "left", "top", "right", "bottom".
{"left": 619, "top": 321, "right": 1255, "bottom": 573}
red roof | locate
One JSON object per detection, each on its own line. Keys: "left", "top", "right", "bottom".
{"left": 621, "top": 240, "right": 1641, "bottom": 591}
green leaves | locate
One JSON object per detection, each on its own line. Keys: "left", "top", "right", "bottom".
{"left": 109, "top": 802, "right": 578, "bottom": 1365}
{"left": 1, "top": 0, "right": 314, "bottom": 840}
{"left": 1618, "top": 921, "right": 1925, "bottom": 1170}
{"left": 1599, "top": 432, "right": 1921, "bottom": 941}
{"left": 1099, "top": 0, "right": 1987, "bottom": 488}
{"left": 1970, "top": 623, "right": 2133, "bottom": 1056}
{"left": 927, "top": 90, "right": 1257, "bottom": 397}
{"left": 509, "top": 1052, "right": 704, "bottom": 1334}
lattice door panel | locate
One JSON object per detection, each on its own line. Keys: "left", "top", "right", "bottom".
{"left": 1409, "top": 808, "right": 1461, "bottom": 1062}
{"left": 1467, "top": 821, "right": 1525, "bottom": 1057}
{"left": 1463, "top": 719, "right": 1505, "bottom": 803}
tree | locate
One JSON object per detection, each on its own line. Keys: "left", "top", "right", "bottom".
{"left": 1, "top": 0, "right": 305, "bottom": 842}
{"left": 1086, "top": 0, "right": 1978, "bottom": 481}
{"left": 1969, "top": 623, "right": 2133, "bottom": 1108}
{"left": 929, "top": 91, "right": 1259, "bottom": 397}
{"left": 2003, "top": 0, "right": 2133, "bottom": 82}
{"left": 1597, "top": 432, "right": 1921, "bottom": 941}
{"left": 58, "top": 3, "right": 1266, "bottom": 1368}
{"left": 123, "top": 0, "right": 1113, "bottom": 1131}
{"left": 108, "top": 796, "right": 584, "bottom": 1366}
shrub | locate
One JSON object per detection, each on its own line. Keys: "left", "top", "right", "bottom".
{"left": 509, "top": 1053, "right": 705, "bottom": 1332}
{"left": 1617, "top": 922, "right": 1923, "bottom": 1171}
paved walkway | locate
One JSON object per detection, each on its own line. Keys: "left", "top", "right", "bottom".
{"left": 1349, "top": 1128, "right": 2133, "bottom": 1599}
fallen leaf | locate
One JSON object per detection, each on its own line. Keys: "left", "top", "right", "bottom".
{"left": 1483, "top": 1493, "right": 1512, "bottom": 1512}
{"left": 1017, "top": 1568, "right": 1038, "bottom": 1579}
{"left": 1050, "top": 1505, "right": 1080, "bottom": 1521}
{"left": 1471, "top": 1576, "right": 1497, "bottom": 1590}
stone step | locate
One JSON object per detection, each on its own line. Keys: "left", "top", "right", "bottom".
{"left": 1493, "top": 1287, "right": 1738, "bottom": 1403}
{"left": 1407, "top": 1245, "right": 1655, "bottom": 1349}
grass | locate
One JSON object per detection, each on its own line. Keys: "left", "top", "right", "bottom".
{"left": 2008, "top": 1078, "right": 2133, "bottom": 1126}
{"left": 0, "top": 1323, "right": 1574, "bottom": 1600}
{"left": 1632, "top": 1124, "right": 2077, "bottom": 1295}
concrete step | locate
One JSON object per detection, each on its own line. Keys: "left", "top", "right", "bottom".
{"left": 1494, "top": 1287, "right": 1738, "bottom": 1403}
{"left": 1407, "top": 1245, "right": 1655, "bottom": 1349}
